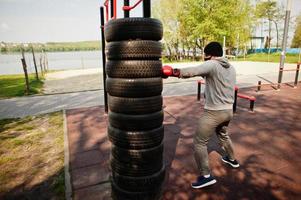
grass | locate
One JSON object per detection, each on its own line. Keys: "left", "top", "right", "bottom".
{"left": 0, "top": 112, "right": 65, "bottom": 199}
{"left": 0, "top": 73, "right": 44, "bottom": 99}
{"left": 236, "top": 53, "right": 300, "bottom": 64}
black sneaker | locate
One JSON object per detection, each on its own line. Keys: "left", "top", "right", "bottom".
{"left": 191, "top": 175, "right": 217, "bottom": 189}
{"left": 221, "top": 156, "right": 240, "bottom": 168}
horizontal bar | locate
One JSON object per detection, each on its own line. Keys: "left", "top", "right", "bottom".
{"left": 279, "top": 69, "right": 298, "bottom": 72}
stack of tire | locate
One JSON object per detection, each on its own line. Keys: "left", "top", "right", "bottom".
{"left": 104, "top": 18, "right": 165, "bottom": 200}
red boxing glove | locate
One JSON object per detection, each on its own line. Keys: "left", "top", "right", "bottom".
{"left": 162, "top": 65, "right": 180, "bottom": 78}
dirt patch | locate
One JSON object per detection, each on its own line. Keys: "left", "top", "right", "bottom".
{"left": 0, "top": 112, "right": 65, "bottom": 200}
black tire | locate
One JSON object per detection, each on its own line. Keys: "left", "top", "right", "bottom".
{"left": 108, "top": 95, "right": 162, "bottom": 115}
{"left": 108, "top": 125, "right": 164, "bottom": 149}
{"left": 106, "top": 60, "right": 162, "bottom": 78}
{"left": 106, "top": 77, "right": 162, "bottom": 98}
{"left": 106, "top": 40, "right": 162, "bottom": 60}
{"left": 111, "top": 143, "right": 163, "bottom": 165}
{"left": 112, "top": 166, "right": 165, "bottom": 192}
{"left": 105, "top": 17, "right": 163, "bottom": 42}
{"left": 110, "top": 157, "right": 162, "bottom": 177}
{"left": 109, "top": 111, "right": 163, "bottom": 131}
{"left": 111, "top": 180, "right": 162, "bottom": 200}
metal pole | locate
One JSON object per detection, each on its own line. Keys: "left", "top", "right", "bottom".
{"left": 110, "top": 0, "right": 114, "bottom": 18}
{"left": 294, "top": 64, "right": 300, "bottom": 88}
{"left": 197, "top": 82, "right": 201, "bottom": 101}
{"left": 233, "top": 87, "right": 238, "bottom": 113}
{"left": 100, "top": 7, "right": 108, "bottom": 113}
{"left": 236, "top": 33, "right": 239, "bottom": 57}
{"left": 250, "top": 100, "right": 255, "bottom": 112}
{"left": 124, "top": 0, "right": 129, "bottom": 18}
{"left": 223, "top": 36, "right": 226, "bottom": 57}
{"left": 257, "top": 81, "right": 261, "bottom": 92}
{"left": 277, "top": 0, "right": 292, "bottom": 89}
{"left": 143, "top": 0, "right": 151, "bottom": 18}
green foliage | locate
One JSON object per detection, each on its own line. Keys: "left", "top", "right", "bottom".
{"left": 180, "top": 0, "right": 253, "bottom": 47}
{"left": 255, "top": 0, "right": 278, "bottom": 20}
{"left": 291, "top": 15, "right": 301, "bottom": 48}
{"left": 45, "top": 41, "right": 101, "bottom": 52}
{"left": 153, "top": 0, "right": 182, "bottom": 58}
{"left": 153, "top": 0, "right": 254, "bottom": 61}
{"left": 0, "top": 74, "right": 44, "bottom": 98}
{"left": 255, "top": 0, "right": 284, "bottom": 48}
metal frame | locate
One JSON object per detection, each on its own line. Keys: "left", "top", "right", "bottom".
{"left": 100, "top": 6, "right": 108, "bottom": 113}
{"left": 124, "top": 0, "right": 130, "bottom": 17}
{"left": 122, "top": 0, "right": 151, "bottom": 17}
{"left": 100, "top": 0, "right": 153, "bottom": 113}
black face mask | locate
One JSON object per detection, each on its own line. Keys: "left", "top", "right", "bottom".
{"left": 204, "top": 56, "right": 212, "bottom": 61}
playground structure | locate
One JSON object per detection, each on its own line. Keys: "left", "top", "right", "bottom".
{"left": 256, "top": 62, "right": 300, "bottom": 91}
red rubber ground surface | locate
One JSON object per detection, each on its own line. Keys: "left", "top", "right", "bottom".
{"left": 67, "top": 84, "right": 301, "bottom": 200}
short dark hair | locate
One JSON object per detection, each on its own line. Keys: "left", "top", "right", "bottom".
{"left": 204, "top": 42, "right": 223, "bottom": 57}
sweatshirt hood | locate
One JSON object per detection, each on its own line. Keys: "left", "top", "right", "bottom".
{"left": 214, "top": 57, "right": 230, "bottom": 68}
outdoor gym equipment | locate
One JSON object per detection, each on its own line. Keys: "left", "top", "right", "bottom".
{"left": 197, "top": 81, "right": 256, "bottom": 112}
{"left": 257, "top": 63, "right": 300, "bottom": 91}
{"left": 100, "top": 0, "right": 165, "bottom": 199}
{"left": 279, "top": 63, "right": 300, "bottom": 88}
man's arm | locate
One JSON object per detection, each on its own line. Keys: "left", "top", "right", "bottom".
{"left": 162, "top": 61, "right": 213, "bottom": 79}
{"left": 179, "top": 61, "right": 213, "bottom": 78}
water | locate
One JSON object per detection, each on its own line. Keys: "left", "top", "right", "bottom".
{"left": 0, "top": 51, "right": 103, "bottom": 75}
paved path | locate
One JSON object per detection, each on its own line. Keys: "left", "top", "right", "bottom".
{"left": 0, "top": 91, "right": 103, "bottom": 119}
{"left": 44, "top": 69, "right": 102, "bottom": 94}
{"left": 65, "top": 85, "right": 301, "bottom": 199}
{"left": 43, "top": 61, "right": 297, "bottom": 94}
{"left": 0, "top": 61, "right": 299, "bottom": 119}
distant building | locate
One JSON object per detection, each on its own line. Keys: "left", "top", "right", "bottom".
{"left": 250, "top": 36, "right": 265, "bottom": 49}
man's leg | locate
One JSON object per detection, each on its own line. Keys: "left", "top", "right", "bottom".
{"left": 193, "top": 110, "right": 217, "bottom": 176}
{"left": 192, "top": 109, "right": 222, "bottom": 188}
{"left": 215, "top": 111, "right": 239, "bottom": 168}
{"left": 216, "top": 121, "right": 235, "bottom": 160}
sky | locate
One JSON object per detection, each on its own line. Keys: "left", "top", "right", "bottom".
{"left": 0, "top": 0, "right": 300, "bottom": 43}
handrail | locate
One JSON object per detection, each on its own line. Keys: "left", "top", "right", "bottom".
{"left": 123, "top": 0, "right": 143, "bottom": 11}
{"left": 113, "top": 0, "right": 117, "bottom": 19}
{"left": 104, "top": 0, "right": 117, "bottom": 22}
{"left": 104, "top": 0, "right": 109, "bottom": 22}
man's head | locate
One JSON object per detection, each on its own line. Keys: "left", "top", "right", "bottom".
{"left": 204, "top": 41, "right": 223, "bottom": 61}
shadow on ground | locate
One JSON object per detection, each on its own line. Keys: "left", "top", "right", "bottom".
{"left": 162, "top": 85, "right": 301, "bottom": 200}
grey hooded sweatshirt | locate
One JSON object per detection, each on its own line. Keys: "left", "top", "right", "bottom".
{"left": 179, "top": 57, "right": 236, "bottom": 110}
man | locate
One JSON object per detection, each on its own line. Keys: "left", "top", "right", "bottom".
{"left": 162, "top": 41, "right": 239, "bottom": 189}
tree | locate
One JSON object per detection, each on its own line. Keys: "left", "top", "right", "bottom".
{"left": 291, "top": 15, "right": 301, "bottom": 48}
{"left": 153, "top": 0, "right": 254, "bottom": 60}
{"left": 255, "top": 0, "right": 284, "bottom": 49}
{"left": 152, "top": 0, "right": 181, "bottom": 60}
{"left": 178, "top": 0, "right": 253, "bottom": 51}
